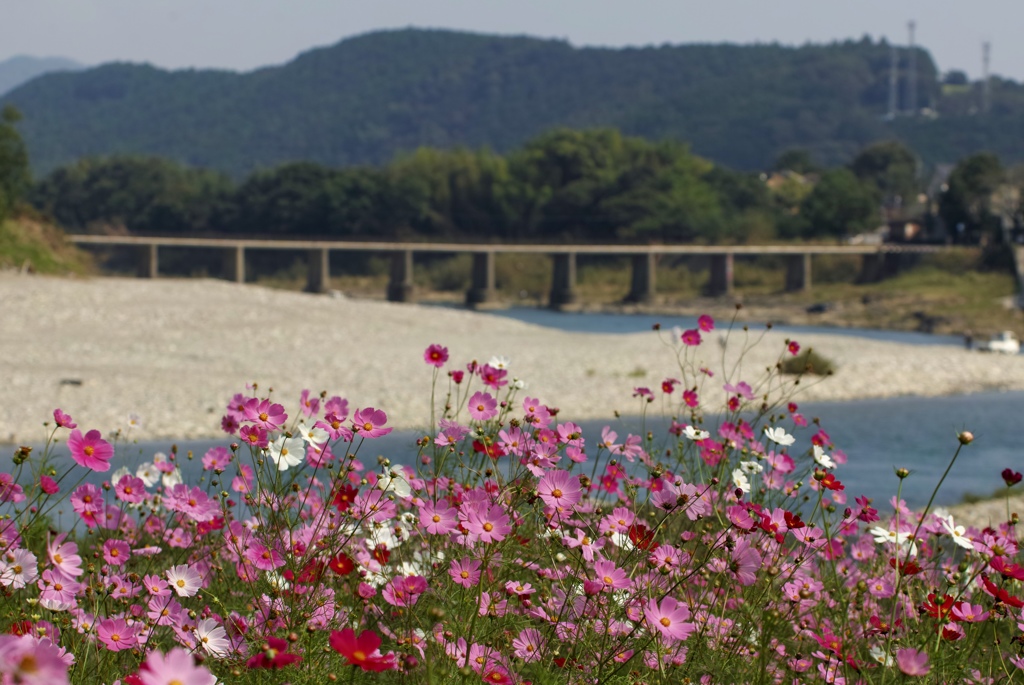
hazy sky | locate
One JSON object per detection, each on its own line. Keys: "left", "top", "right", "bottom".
{"left": 2, "top": 0, "right": 1018, "bottom": 80}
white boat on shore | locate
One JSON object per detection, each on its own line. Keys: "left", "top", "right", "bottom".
{"left": 974, "top": 331, "right": 1021, "bottom": 354}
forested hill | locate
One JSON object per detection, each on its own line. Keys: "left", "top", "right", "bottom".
{"left": 3, "top": 28, "right": 1022, "bottom": 177}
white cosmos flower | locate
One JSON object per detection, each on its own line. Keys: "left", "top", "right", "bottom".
{"left": 869, "top": 646, "right": 894, "bottom": 667}
{"left": 764, "top": 426, "right": 796, "bottom": 446}
{"left": 295, "top": 420, "right": 330, "bottom": 447}
{"left": 732, "top": 468, "right": 751, "bottom": 494}
{"left": 194, "top": 618, "right": 231, "bottom": 657}
{"left": 268, "top": 435, "right": 304, "bottom": 471}
{"left": 939, "top": 515, "right": 975, "bottom": 550}
{"left": 738, "top": 460, "right": 763, "bottom": 475}
{"left": 136, "top": 463, "right": 159, "bottom": 488}
{"left": 812, "top": 445, "right": 836, "bottom": 469}
{"left": 161, "top": 468, "right": 182, "bottom": 489}
{"left": 488, "top": 355, "right": 511, "bottom": 370}
{"left": 869, "top": 526, "right": 918, "bottom": 557}
{"left": 683, "top": 425, "right": 710, "bottom": 441}
{"left": 377, "top": 468, "right": 412, "bottom": 499}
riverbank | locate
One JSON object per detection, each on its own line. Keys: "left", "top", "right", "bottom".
{"left": 5, "top": 273, "right": 1024, "bottom": 446}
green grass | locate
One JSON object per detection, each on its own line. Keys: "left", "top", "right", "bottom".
{"left": 0, "top": 215, "right": 92, "bottom": 274}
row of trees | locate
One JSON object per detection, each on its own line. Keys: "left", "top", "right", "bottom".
{"left": 28, "top": 129, "right": 947, "bottom": 244}
{"left": 2, "top": 113, "right": 1018, "bottom": 245}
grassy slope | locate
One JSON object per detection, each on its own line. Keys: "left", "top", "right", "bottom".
{"left": 0, "top": 214, "right": 92, "bottom": 274}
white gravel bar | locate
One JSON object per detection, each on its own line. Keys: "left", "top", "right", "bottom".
{"left": 3, "top": 274, "right": 1024, "bottom": 447}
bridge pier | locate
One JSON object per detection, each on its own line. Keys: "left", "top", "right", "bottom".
{"left": 306, "top": 248, "right": 330, "bottom": 293}
{"left": 138, "top": 244, "right": 158, "bottom": 278}
{"left": 625, "top": 253, "right": 657, "bottom": 303}
{"left": 224, "top": 246, "right": 245, "bottom": 283}
{"left": 549, "top": 252, "right": 578, "bottom": 309}
{"left": 708, "top": 254, "right": 733, "bottom": 296}
{"left": 466, "top": 252, "right": 497, "bottom": 306}
{"left": 785, "top": 254, "right": 811, "bottom": 292}
{"left": 858, "top": 252, "right": 902, "bottom": 283}
{"left": 387, "top": 250, "right": 416, "bottom": 303}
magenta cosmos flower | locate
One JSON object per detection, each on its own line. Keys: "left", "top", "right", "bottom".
{"left": 468, "top": 391, "right": 498, "bottom": 421}
{"left": 352, "top": 407, "right": 393, "bottom": 438}
{"left": 537, "top": 470, "right": 582, "bottom": 511}
{"left": 644, "top": 596, "right": 694, "bottom": 643}
{"left": 681, "top": 329, "right": 702, "bottom": 346}
{"left": 463, "top": 503, "right": 511, "bottom": 543}
{"left": 424, "top": 344, "right": 449, "bottom": 368}
{"left": 67, "top": 429, "right": 113, "bottom": 472}
{"left": 896, "top": 648, "right": 930, "bottom": 676}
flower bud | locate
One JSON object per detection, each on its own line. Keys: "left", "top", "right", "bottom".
{"left": 958, "top": 431, "right": 974, "bottom": 445}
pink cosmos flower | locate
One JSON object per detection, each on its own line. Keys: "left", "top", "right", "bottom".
{"left": 0, "top": 634, "right": 71, "bottom": 685}
{"left": 730, "top": 537, "right": 762, "bottom": 586}
{"left": 0, "top": 549, "right": 37, "bottom": 589}
{"left": 67, "top": 429, "right": 113, "bottom": 472}
{"left": 698, "top": 314, "right": 715, "bottom": 331}
{"left": 38, "top": 568, "right": 82, "bottom": 609}
{"left": 298, "top": 388, "right": 321, "bottom": 418}
{"left": 0, "top": 473, "right": 24, "bottom": 503}
{"left": 896, "top": 648, "right": 930, "bottom": 676}
{"left": 47, "top": 533, "right": 82, "bottom": 578}
{"left": 352, "top": 407, "right": 393, "bottom": 438}
{"left": 681, "top": 329, "right": 702, "bottom": 346}
{"left": 463, "top": 503, "right": 511, "bottom": 543}
{"left": 435, "top": 419, "right": 469, "bottom": 447}
{"left": 644, "top": 596, "right": 694, "bottom": 642}
{"left": 537, "top": 470, "right": 582, "bottom": 511}
{"left": 593, "top": 559, "right": 631, "bottom": 591}
{"left": 382, "top": 575, "right": 428, "bottom": 607}
{"left": 138, "top": 647, "right": 218, "bottom": 685}
{"left": 468, "top": 391, "right": 498, "bottom": 421}
{"left": 201, "top": 446, "right": 232, "bottom": 471}
{"left": 522, "top": 397, "right": 552, "bottom": 426}
{"left": 479, "top": 364, "right": 508, "bottom": 389}
{"left": 682, "top": 389, "right": 699, "bottom": 407}
{"left": 96, "top": 617, "right": 139, "bottom": 652}
{"left": 231, "top": 463, "right": 254, "bottom": 493}
{"left": 512, "top": 628, "right": 546, "bottom": 662}
{"left": 245, "top": 542, "right": 285, "bottom": 571}
{"left": 788, "top": 340, "right": 801, "bottom": 355}
{"left": 239, "top": 424, "right": 268, "bottom": 449}
{"left": 102, "top": 539, "right": 131, "bottom": 566}
{"left": 114, "top": 474, "right": 147, "bottom": 504}
{"left": 39, "top": 475, "right": 59, "bottom": 495}
{"left": 424, "top": 344, "right": 449, "bottom": 367}
{"left": 242, "top": 398, "right": 287, "bottom": 430}
{"left": 449, "top": 558, "right": 482, "bottom": 588}
{"left": 70, "top": 484, "right": 103, "bottom": 527}
{"left": 420, "top": 501, "right": 459, "bottom": 535}
{"left": 52, "top": 408, "right": 76, "bottom": 429}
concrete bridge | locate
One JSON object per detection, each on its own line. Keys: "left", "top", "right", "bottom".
{"left": 67, "top": 234, "right": 939, "bottom": 308}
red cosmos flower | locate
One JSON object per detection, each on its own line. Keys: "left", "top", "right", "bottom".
{"left": 980, "top": 573, "right": 1024, "bottom": 608}
{"left": 423, "top": 344, "right": 449, "bottom": 368}
{"left": 329, "top": 628, "right": 397, "bottom": 672}
{"left": 888, "top": 557, "right": 922, "bottom": 576}
{"left": 246, "top": 636, "right": 302, "bottom": 669}
{"left": 332, "top": 484, "right": 358, "bottom": 512}
{"left": 450, "top": 370, "right": 465, "bottom": 384}
{"left": 627, "top": 523, "right": 659, "bottom": 551}
{"left": 329, "top": 553, "right": 355, "bottom": 576}
{"left": 820, "top": 473, "right": 844, "bottom": 491}
{"left": 67, "top": 429, "right": 113, "bottom": 472}
{"left": 921, "top": 593, "right": 958, "bottom": 620}
{"left": 990, "top": 557, "right": 1024, "bottom": 581}
{"left": 787, "top": 341, "right": 800, "bottom": 355}
{"left": 472, "top": 439, "right": 504, "bottom": 459}
{"left": 660, "top": 378, "right": 680, "bottom": 394}
{"left": 866, "top": 615, "right": 902, "bottom": 636}
{"left": 371, "top": 544, "right": 390, "bottom": 565}
{"left": 1002, "top": 468, "right": 1023, "bottom": 487}
{"left": 784, "top": 510, "right": 806, "bottom": 530}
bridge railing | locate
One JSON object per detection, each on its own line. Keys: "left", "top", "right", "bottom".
{"left": 66, "top": 235, "right": 943, "bottom": 308}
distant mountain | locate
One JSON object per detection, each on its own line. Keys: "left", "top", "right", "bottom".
{"left": 0, "top": 55, "right": 83, "bottom": 97}
{"left": 2, "top": 29, "right": 1022, "bottom": 177}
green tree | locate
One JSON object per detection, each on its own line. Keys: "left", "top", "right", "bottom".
{"left": 939, "top": 152, "right": 1005, "bottom": 243}
{"left": 849, "top": 140, "right": 919, "bottom": 208}
{"left": 799, "top": 168, "right": 880, "bottom": 238}
{"left": 0, "top": 106, "right": 30, "bottom": 221}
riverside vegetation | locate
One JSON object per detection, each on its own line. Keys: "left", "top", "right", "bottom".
{"left": 1, "top": 314, "right": 1023, "bottom": 684}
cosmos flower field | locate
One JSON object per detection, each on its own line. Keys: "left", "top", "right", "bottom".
{"left": 0, "top": 315, "right": 1022, "bottom": 685}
